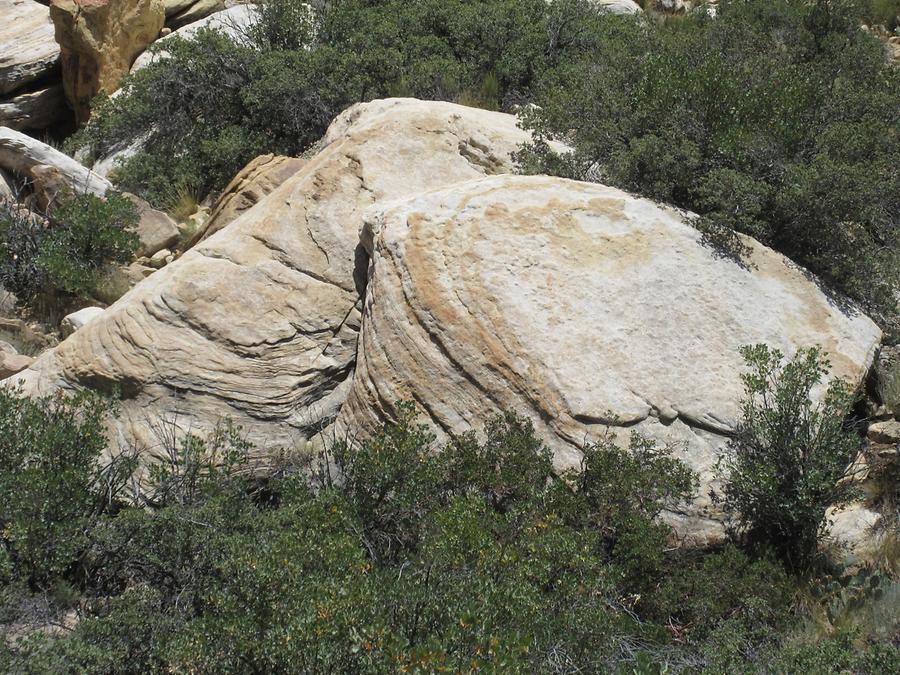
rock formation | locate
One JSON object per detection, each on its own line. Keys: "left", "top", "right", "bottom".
{"left": 49, "top": 0, "right": 165, "bottom": 123}
{"left": 335, "top": 173, "right": 881, "bottom": 543}
{"left": 7, "top": 99, "right": 543, "bottom": 462}
{"left": 130, "top": 3, "right": 258, "bottom": 73}
{"left": 186, "top": 153, "right": 306, "bottom": 248}
{"left": 0, "top": 0, "right": 66, "bottom": 131}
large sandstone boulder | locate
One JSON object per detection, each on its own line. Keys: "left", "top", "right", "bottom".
{"left": 7, "top": 99, "right": 546, "bottom": 460}
{"left": 336, "top": 174, "right": 882, "bottom": 544}
{"left": 50, "top": 0, "right": 165, "bottom": 122}
{"left": 0, "top": 0, "right": 60, "bottom": 96}
{"left": 130, "top": 3, "right": 259, "bottom": 73}
{"left": 186, "top": 153, "right": 306, "bottom": 248}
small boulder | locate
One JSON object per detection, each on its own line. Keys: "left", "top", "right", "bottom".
{"left": 60, "top": 306, "right": 104, "bottom": 338}
{"left": 125, "top": 193, "right": 180, "bottom": 257}
{"left": 148, "top": 248, "right": 172, "bottom": 269}
{"left": 590, "top": 0, "right": 643, "bottom": 14}
{"left": 0, "top": 352, "right": 33, "bottom": 379}
{"left": 868, "top": 420, "right": 900, "bottom": 446}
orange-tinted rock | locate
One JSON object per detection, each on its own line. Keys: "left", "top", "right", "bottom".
{"left": 49, "top": 0, "right": 164, "bottom": 122}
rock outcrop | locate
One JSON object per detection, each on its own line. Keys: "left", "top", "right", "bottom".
{"left": 0, "top": 0, "right": 66, "bottom": 131}
{"left": 186, "top": 153, "right": 306, "bottom": 248}
{"left": 50, "top": 0, "right": 165, "bottom": 122}
{"left": 0, "top": 127, "right": 181, "bottom": 258}
{"left": 166, "top": 0, "right": 224, "bottom": 29}
{"left": 336, "top": 174, "right": 882, "bottom": 543}
{"left": 7, "top": 99, "right": 544, "bottom": 461}
{"left": 0, "top": 84, "right": 67, "bottom": 131}
{"left": 0, "top": 0, "right": 60, "bottom": 96}
{"left": 0, "top": 126, "right": 111, "bottom": 196}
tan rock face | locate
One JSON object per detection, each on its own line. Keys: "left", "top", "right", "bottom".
{"left": 0, "top": 0, "right": 60, "bottom": 96}
{"left": 8, "top": 99, "right": 541, "bottom": 460}
{"left": 50, "top": 0, "right": 165, "bottom": 122}
{"left": 336, "top": 174, "right": 882, "bottom": 544}
{"left": 186, "top": 154, "right": 306, "bottom": 249}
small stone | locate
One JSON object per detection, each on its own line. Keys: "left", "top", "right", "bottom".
{"left": 0, "top": 352, "right": 33, "bottom": 379}
{"left": 60, "top": 306, "right": 104, "bottom": 338}
{"left": 868, "top": 420, "right": 900, "bottom": 445}
{"left": 149, "top": 248, "right": 172, "bottom": 268}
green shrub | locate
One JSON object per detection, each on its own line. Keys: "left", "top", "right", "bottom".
{"left": 520, "top": 0, "right": 900, "bottom": 317}
{"left": 715, "top": 345, "right": 862, "bottom": 571}
{"left": 0, "top": 192, "right": 139, "bottom": 308}
{"left": 0, "top": 388, "right": 132, "bottom": 587}
{"left": 73, "top": 0, "right": 606, "bottom": 206}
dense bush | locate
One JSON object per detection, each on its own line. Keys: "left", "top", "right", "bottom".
{"left": 0, "top": 390, "right": 895, "bottom": 671}
{"left": 0, "top": 192, "right": 139, "bottom": 308}
{"left": 72, "top": 0, "right": 607, "bottom": 205}
{"left": 76, "top": 0, "right": 898, "bottom": 321}
{"left": 520, "top": 0, "right": 899, "bottom": 317}
{"left": 715, "top": 345, "right": 862, "bottom": 571}
{"left": 0, "top": 388, "right": 132, "bottom": 587}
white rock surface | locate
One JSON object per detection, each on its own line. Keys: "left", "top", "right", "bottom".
{"left": 60, "top": 307, "right": 105, "bottom": 338}
{"left": 0, "top": 0, "right": 60, "bottom": 96}
{"left": 337, "top": 174, "right": 882, "bottom": 543}
{"left": 0, "top": 126, "right": 112, "bottom": 196}
{"left": 131, "top": 4, "right": 258, "bottom": 72}
{"left": 6, "top": 99, "right": 544, "bottom": 461}
{"left": 590, "top": 0, "right": 643, "bottom": 15}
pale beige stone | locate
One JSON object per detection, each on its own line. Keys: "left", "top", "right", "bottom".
{"left": 337, "top": 174, "right": 882, "bottom": 544}
{"left": 0, "top": 352, "right": 33, "bottom": 379}
{"left": 7, "top": 99, "right": 543, "bottom": 461}
{"left": 61, "top": 306, "right": 105, "bottom": 338}
{"left": 0, "top": 0, "right": 60, "bottom": 96}
{"left": 185, "top": 154, "right": 306, "bottom": 249}
{"left": 131, "top": 4, "right": 258, "bottom": 73}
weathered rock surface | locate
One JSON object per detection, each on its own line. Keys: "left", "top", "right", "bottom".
{"left": 167, "top": 0, "right": 224, "bottom": 29}
{"left": 824, "top": 503, "right": 883, "bottom": 573}
{"left": 869, "top": 420, "right": 900, "bottom": 445}
{"left": 0, "top": 352, "right": 34, "bottom": 379}
{"left": 336, "top": 174, "right": 882, "bottom": 543}
{"left": 0, "top": 126, "right": 111, "bottom": 196}
{"left": 0, "top": 0, "right": 60, "bottom": 96}
{"left": 7, "top": 99, "right": 543, "bottom": 460}
{"left": 125, "top": 193, "right": 180, "bottom": 257}
{"left": 186, "top": 153, "right": 306, "bottom": 248}
{"left": 0, "top": 84, "right": 67, "bottom": 131}
{"left": 131, "top": 4, "right": 258, "bottom": 73}
{"left": 591, "top": 0, "right": 643, "bottom": 14}
{"left": 0, "top": 127, "right": 185, "bottom": 270}
{"left": 50, "top": 0, "right": 165, "bottom": 122}
{"left": 60, "top": 306, "right": 104, "bottom": 338}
